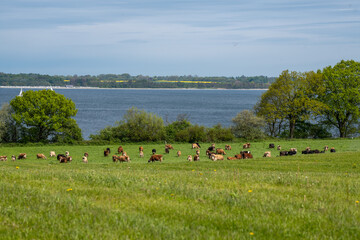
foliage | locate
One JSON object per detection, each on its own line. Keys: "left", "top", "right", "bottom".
{"left": 319, "top": 60, "right": 360, "bottom": 137}
{"left": 279, "top": 120, "right": 332, "bottom": 139}
{"left": 206, "top": 124, "right": 234, "bottom": 142}
{"left": 0, "top": 103, "right": 20, "bottom": 143}
{"left": 165, "top": 118, "right": 192, "bottom": 142}
{"left": 9, "top": 89, "right": 81, "bottom": 143}
{"left": 231, "top": 110, "right": 266, "bottom": 140}
{"left": 175, "top": 125, "right": 207, "bottom": 142}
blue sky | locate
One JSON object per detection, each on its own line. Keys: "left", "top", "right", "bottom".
{"left": 1, "top": 0, "right": 359, "bottom": 77}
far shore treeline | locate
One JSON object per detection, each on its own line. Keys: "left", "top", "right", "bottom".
{"left": 0, "top": 60, "right": 359, "bottom": 144}
{"left": 0, "top": 73, "right": 274, "bottom": 89}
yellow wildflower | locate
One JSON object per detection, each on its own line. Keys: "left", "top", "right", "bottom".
{"left": 192, "top": 169, "right": 195, "bottom": 172}
{"left": 170, "top": 193, "right": 175, "bottom": 197}
{"left": 356, "top": 200, "right": 359, "bottom": 204}
{"left": 214, "top": 169, "right": 217, "bottom": 172}
{"left": 248, "top": 189, "right": 253, "bottom": 193}
{"left": 67, "top": 188, "right": 73, "bottom": 192}
{"left": 16, "top": 166, "right": 19, "bottom": 169}
{"left": 250, "top": 232, "right": 254, "bottom": 235}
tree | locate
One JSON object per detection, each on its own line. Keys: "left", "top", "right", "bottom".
{"left": 231, "top": 110, "right": 265, "bottom": 140}
{"left": 318, "top": 60, "right": 360, "bottom": 137}
{"left": 0, "top": 103, "right": 20, "bottom": 142}
{"left": 10, "top": 89, "right": 81, "bottom": 142}
{"left": 255, "top": 70, "right": 326, "bottom": 138}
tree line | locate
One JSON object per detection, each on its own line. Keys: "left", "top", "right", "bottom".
{"left": 1, "top": 60, "right": 359, "bottom": 144}
{"left": 0, "top": 73, "right": 275, "bottom": 89}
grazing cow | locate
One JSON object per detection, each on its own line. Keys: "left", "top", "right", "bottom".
{"left": 11, "top": 155, "right": 16, "bottom": 161}
{"left": 165, "top": 147, "right": 170, "bottom": 154}
{"left": 234, "top": 154, "right": 243, "bottom": 159}
{"left": 263, "top": 151, "right": 271, "bottom": 157}
{"left": 49, "top": 151, "right": 56, "bottom": 157}
{"left": 187, "top": 155, "right": 193, "bottom": 161}
{"left": 165, "top": 144, "right": 174, "bottom": 150}
{"left": 36, "top": 153, "right": 47, "bottom": 159}
{"left": 211, "top": 154, "right": 224, "bottom": 161}
{"left": 330, "top": 147, "right": 336, "bottom": 153}
{"left": 139, "top": 146, "right": 144, "bottom": 152}
{"left": 104, "top": 149, "right": 110, "bottom": 157}
{"left": 324, "top": 146, "right": 329, "bottom": 151}
{"left": 84, "top": 152, "right": 89, "bottom": 158}
{"left": 18, "top": 153, "right": 27, "bottom": 159}
{"left": 112, "top": 155, "right": 118, "bottom": 162}
{"left": 148, "top": 154, "right": 163, "bottom": 163}
{"left": 216, "top": 148, "right": 226, "bottom": 155}
{"left": 82, "top": 156, "right": 88, "bottom": 163}
{"left": 193, "top": 155, "right": 200, "bottom": 161}
{"left": 225, "top": 145, "right": 232, "bottom": 150}
{"left": 277, "top": 145, "right": 281, "bottom": 150}
{"left": 192, "top": 143, "right": 201, "bottom": 149}
{"left": 177, "top": 151, "right": 181, "bottom": 157}
{"left": 227, "top": 157, "right": 237, "bottom": 160}
{"left": 0, "top": 156, "right": 7, "bottom": 161}
{"left": 241, "top": 151, "right": 253, "bottom": 159}
{"left": 57, "top": 154, "right": 66, "bottom": 161}
{"left": 196, "top": 149, "right": 200, "bottom": 155}
{"left": 59, "top": 156, "right": 67, "bottom": 163}
{"left": 269, "top": 143, "right": 275, "bottom": 148}
{"left": 290, "top": 148, "right": 297, "bottom": 153}
{"left": 118, "top": 146, "right": 124, "bottom": 154}
{"left": 243, "top": 143, "right": 251, "bottom": 149}
{"left": 65, "top": 151, "right": 70, "bottom": 157}
{"left": 139, "top": 151, "right": 144, "bottom": 158}
{"left": 152, "top": 149, "right": 156, "bottom": 155}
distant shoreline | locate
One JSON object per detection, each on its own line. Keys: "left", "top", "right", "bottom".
{"left": 0, "top": 86, "right": 268, "bottom": 90}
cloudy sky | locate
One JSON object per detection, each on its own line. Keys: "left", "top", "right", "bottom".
{"left": 1, "top": 0, "right": 359, "bottom": 77}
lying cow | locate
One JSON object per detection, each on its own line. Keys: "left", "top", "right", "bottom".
{"left": 234, "top": 154, "right": 243, "bottom": 159}
{"left": 0, "top": 156, "right": 7, "bottom": 161}
{"left": 263, "top": 151, "right": 271, "bottom": 157}
{"left": 216, "top": 148, "right": 226, "bottom": 155}
{"left": 211, "top": 154, "right": 224, "bottom": 161}
{"left": 49, "top": 151, "right": 56, "bottom": 157}
{"left": 227, "top": 157, "right": 238, "bottom": 160}
{"left": 36, "top": 153, "right": 47, "bottom": 159}
{"left": 148, "top": 154, "right": 163, "bottom": 163}
{"left": 192, "top": 143, "right": 201, "bottom": 149}
{"left": 18, "top": 153, "right": 27, "bottom": 159}
{"left": 193, "top": 155, "right": 200, "bottom": 161}
{"left": 269, "top": 143, "right": 275, "bottom": 148}
{"left": 241, "top": 151, "right": 253, "bottom": 159}
{"left": 187, "top": 155, "right": 193, "bottom": 161}
{"left": 225, "top": 145, "right": 232, "bottom": 150}
{"left": 243, "top": 143, "right": 251, "bottom": 149}
{"left": 330, "top": 147, "right": 336, "bottom": 153}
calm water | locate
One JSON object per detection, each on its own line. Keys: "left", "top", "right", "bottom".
{"left": 0, "top": 88, "right": 266, "bottom": 139}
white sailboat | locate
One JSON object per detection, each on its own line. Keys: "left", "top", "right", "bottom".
{"left": 18, "top": 88, "right": 23, "bottom": 97}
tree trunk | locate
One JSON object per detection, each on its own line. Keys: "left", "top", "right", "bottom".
{"left": 289, "top": 119, "right": 296, "bottom": 139}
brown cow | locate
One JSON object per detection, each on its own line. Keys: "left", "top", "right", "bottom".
{"left": 241, "top": 151, "right": 253, "bottom": 159}
{"left": 165, "top": 144, "right": 174, "bottom": 150}
{"left": 36, "top": 153, "right": 47, "bottom": 159}
{"left": 112, "top": 155, "right": 118, "bottom": 162}
{"left": 227, "top": 157, "right": 237, "bottom": 160}
{"left": 84, "top": 152, "right": 89, "bottom": 158}
{"left": 139, "top": 146, "right": 144, "bottom": 152}
{"left": 187, "top": 155, "right": 193, "bottom": 161}
{"left": 225, "top": 145, "right": 232, "bottom": 150}
{"left": 104, "top": 150, "right": 110, "bottom": 157}
{"left": 216, "top": 148, "right": 226, "bottom": 155}
{"left": 211, "top": 154, "right": 224, "bottom": 161}
{"left": 196, "top": 149, "right": 200, "bottom": 155}
{"left": 59, "top": 156, "right": 67, "bottom": 163}
{"left": 235, "top": 154, "right": 243, "bottom": 159}
{"left": 177, "top": 151, "right": 181, "bottom": 157}
{"left": 0, "top": 156, "right": 7, "bottom": 161}
{"left": 148, "top": 154, "right": 163, "bottom": 163}
{"left": 193, "top": 155, "right": 200, "bottom": 161}
{"left": 165, "top": 147, "right": 170, "bottom": 154}
{"left": 243, "top": 143, "right": 251, "bottom": 149}
{"left": 118, "top": 155, "right": 130, "bottom": 162}
{"left": 192, "top": 143, "right": 201, "bottom": 149}
{"left": 118, "top": 146, "right": 124, "bottom": 154}
{"left": 18, "top": 153, "right": 26, "bottom": 159}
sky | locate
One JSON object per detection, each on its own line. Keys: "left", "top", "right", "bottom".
{"left": 0, "top": 0, "right": 359, "bottom": 77}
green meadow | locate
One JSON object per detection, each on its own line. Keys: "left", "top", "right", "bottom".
{"left": 1, "top": 139, "right": 360, "bottom": 239}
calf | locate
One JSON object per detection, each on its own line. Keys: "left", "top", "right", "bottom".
{"left": 187, "top": 155, "right": 193, "bottom": 161}
{"left": 49, "top": 151, "right": 56, "bottom": 157}
{"left": 36, "top": 153, "right": 47, "bottom": 159}
{"left": 216, "top": 148, "right": 226, "bottom": 155}
{"left": 263, "top": 151, "right": 271, "bottom": 157}
{"left": 211, "top": 154, "right": 224, "bottom": 161}
{"left": 82, "top": 156, "right": 88, "bottom": 163}
{"left": 18, "top": 153, "right": 26, "bottom": 159}
{"left": 148, "top": 154, "right": 163, "bottom": 163}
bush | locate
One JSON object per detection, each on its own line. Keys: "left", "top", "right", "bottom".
{"left": 206, "top": 124, "right": 234, "bottom": 142}
{"left": 231, "top": 110, "right": 266, "bottom": 140}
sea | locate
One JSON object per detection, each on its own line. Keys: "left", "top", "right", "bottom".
{"left": 0, "top": 88, "right": 266, "bottom": 139}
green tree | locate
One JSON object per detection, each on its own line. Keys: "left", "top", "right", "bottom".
{"left": 231, "top": 110, "right": 265, "bottom": 140}
{"left": 319, "top": 60, "right": 360, "bottom": 137}
{"left": 0, "top": 103, "right": 20, "bottom": 142}
{"left": 10, "top": 89, "right": 81, "bottom": 142}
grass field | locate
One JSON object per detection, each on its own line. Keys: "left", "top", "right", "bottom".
{"left": 1, "top": 139, "right": 360, "bottom": 239}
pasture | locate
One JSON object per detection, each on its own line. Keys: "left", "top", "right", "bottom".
{"left": 1, "top": 139, "right": 360, "bottom": 239}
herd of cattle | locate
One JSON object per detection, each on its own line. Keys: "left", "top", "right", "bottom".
{"left": 0, "top": 142, "right": 336, "bottom": 163}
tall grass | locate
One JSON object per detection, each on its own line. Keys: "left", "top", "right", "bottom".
{"left": 0, "top": 139, "right": 360, "bottom": 239}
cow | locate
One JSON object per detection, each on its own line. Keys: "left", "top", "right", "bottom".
{"left": 118, "top": 155, "right": 130, "bottom": 163}
{"left": 165, "top": 144, "right": 174, "bottom": 150}
{"left": 18, "top": 153, "right": 26, "bottom": 159}
{"left": 139, "top": 146, "right": 144, "bottom": 152}
{"left": 36, "top": 153, "right": 47, "bottom": 159}
{"left": 187, "top": 155, "right": 193, "bottom": 161}
{"left": 0, "top": 156, "right": 7, "bottom": 161}
{"left": 11, "top": 155, "right": 16, "bottom": 161}
{"left": 66, "top": 156, "right": 72, "bottom": 162}
{"left": 216, "top": 148, "right": 226, "bottom": 155}
{"left": 211, "top": 154, "right": 224, "bottom": 161}
{"left": 65, "top": 151, "right": 70, "bottom": 157}
{"left": 49, "top": 151, "right": 56, "bottom": 157}
{"left": 263, "top": 151, "right": 271, "bottom": 157}
{"left": 59, "top": 156, "right": 67, "bottom": 163}
{"left": 112, "top": 155, "right": 118, "bottom": 162}
{"left": 206, "top": 150, "right": 215, "bottom": 158}
{"left": 165, "top": 147, "right": 170, "bottom": 154}
{"left": 84, "top": 152, "right": 89, "bottom": 158}
{"left": 57, "top": 154, "right": 66, "bottom": 161}
{"left": 227, "top": 157, "right": 237, "bottom": 160}
{"left": 193, "top": 155, "right": 200, "bottom": 161}
{"left": 234, "top": 154, "right": 243, "bottom": 159}
{"left": 269, "top": 143, "right": 275, "bottom": 148}
{"left": 196, "top": 149, "right": 200, "bottom": 155}
{"left": 241, "top": 151, "right": 253, "bottom": 159}
{"left": 225, "top": 145, "right": 232, "bottom": 150}
{"left": 82, "top": 156, "right": 88, "bottom": 163}
{"left": 324, "top": 146, "right": 329, "bottom": 151}
{"left": 152, "top": 149, "right": 156, "bottom": 155}
{"left": 104, "top": 149, "right": 110, "bottom": 157}
{"left": 118, "top": 146, "right": 124, "bottom": 154}
{"left": 207, "top": 144, "right": 215, "bottom": 152}
{"left": 277, "top": 145, "right": 281, "bottom": 150}
{"left": 192, "top": 143, "right": 201, "bottom": 149}
{"left": 122, "top": 151, "right": 128, "bottom": 157}
{"left": 139, "top": 151, "right": 144, "bottom": 158}
{"left": 148, "top": 154, "right": 163, "bottom": 163}
{"left": 177, "top": 151, "right": 181, "bottom": 157}
{"left": 330, "top": 147, "right": 336, "bottom": 153}
{"left": 243, "top": 143, "right": 251, "bottom": 149}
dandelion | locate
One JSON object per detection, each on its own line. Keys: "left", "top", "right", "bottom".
{"left": 192, "top": 169, "right": 195, "bottom": 172}
{"left": 16, "top": 166, "right": 19, "bottom": 169}
{"left": 250, "top": 232, "right": 254, "bottom": 236}
{"left": 214, "top": 169, "right": 217, "bottom": 172}
{"left": 170, "top": 193, "right": 175, "bottom": 197}
{"left": 67, "top": 188, "right": 73, "bottom": 192}
{"left": 199, "top": 173, "right": 203, "bottom": 175}
{"left": 248, "top": 189, "right": 253, "bottom": 193}
{"left": 356, "top": 200, "right": 359, "bottom": 204}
